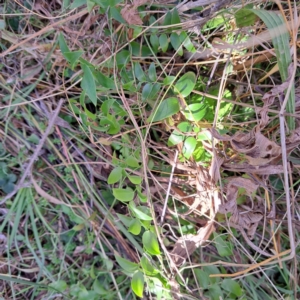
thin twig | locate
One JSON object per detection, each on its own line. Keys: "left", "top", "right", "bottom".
{"left": 0, "top": 99, "right": 64, "bottom": 205}
{"left": 160, "top": 150, "right": 179, "bottom": 225}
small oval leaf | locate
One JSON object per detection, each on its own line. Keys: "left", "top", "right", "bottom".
{"left": 142, "top": 231, "right": 161, "bottom": 255}
{"left": 148, "top": 97, "right": 180, "bottom": 122}
{"left": 174, "top": 71, "right": 196, "bottom": 97}
{"left": 183, "top": 137, "right": 197, "bottom": 159}
{"left": 183, "top": 103, "right": 207, "bottom": 121}
{"left": 107, "top": 167, "right": 123, "bottom": 184}
{"left": 113, "top": 188, "right": 134, "bottom": 202}
{"left": 131, "top": 271, "right": 144, "bottom": 297}
{"left": 115, "top": 254, "right": 138, "bottom": 273}
{"left": 128, "top": 219, "right": 142, "bottom": 235}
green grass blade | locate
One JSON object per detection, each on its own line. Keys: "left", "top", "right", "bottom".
{"left": 251, "top": 9, "right": 295, "bottom": 130}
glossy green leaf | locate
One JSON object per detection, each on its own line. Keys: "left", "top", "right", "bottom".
{"left": 180, "top": 32, "right": 196, "bottom": 52}
{"left": 81, "top": 62, "right": 97, "bottom": 105}
{"left": 183, "top": 137, "right": 197, "bottom": 159}
{"left": 148, "top": 62, "right": 157, "bottom": 82}
{"left": 131, "top": 271, "right": 144, "bottom": 297}
{"left": 183, "top": 103, "right": 207, "bottom": 121}
{"left": 142, "top": 83, "right": 161, "bottom": 102}
{"left": 94, "top": 70, "right": 116, "bottom": 89}
{"left": 163, "top": 11, "right": 172, "bottom": 26}
{"left": 101, "top": 99, "right": 127, "bottom": 117}
{"left": 134, "top": 62, "right": 147, "bottom": 82}
{"left": 63, "top": 51, "right": 83, "bottom": 69}
{"left": 194, "top": 269, "right": 210, "bottom": 289}
{"left": 70, "top": 0, "right": 86, "bottom": 9}
{"left": 115, "top": 254, "right": 138, "bottom": 273}
{"left": 125, "top": 155, "right": 140, "bottom": 168}
{"left": 128, "top": 219, "right": 142, "bottom": 235}
{"left": 150, "top": 34, "right": 159, "bottom": 53}
{"left": 140, "top": 256, "right": 158, "bottom": 275}
{"left": 87, "top": 0, "right": 95, "bottom": 12}
{"left": 174, "top": 72, "right": 196, "bottom": 97}
{"left": 58, "top": 33, "right": 69, "bottom": 54}
{"left": 170, "top": 33, "right": 183, "bottom": 56}
{"left": 159, "top": 34, "right": 169, "bottom": 52}
{"left": 235, "top": 6, "right": 256, "bottom": 27}
{"left": 218, "top": 101, "right": 233, "bottom": 120}
{"left": 203, "top": 266, "right": 221, "bottom": 284}
{"left": 113, "top": 188, "right": 134, "bottom": 202}
{"left": 129, "top": 203, "right": 153, "bottom": 221}
{"left": 142, "top": 230, "right": 161, "bottom": 255}
{"left": 148, "top": 97, "right": 180, "bottom": 122}
{"left": 197, "top": 131, "right": 211, "bottom": 141}
{"left": 127, "top": 175, "right": 142, "bottom": 185}
{"left": 99, "top": 115, "right": 120, "bottom": 134}
{"left": 221, "top": 279, "right": 243, "bottom": 297}
{"left": 178, "top": 121, "right": 193, "bottom": 132}
{"left": 49, "top": 280, "right": 68, "bottom": 293}
{"left": 208, "top": 284, "right": 223, "bottom": 300}
{"left": 137, "top": 190, "right": 147, "bottom": 203}
{"left": 168, "top": 130, "right": 184, "bottom": 147}
{"left": 130, "top": 41, "right": 152, "bottom": 57}
{"left": 117, "top": 213, "right": 133, "bottom": 227}
{"left": 107, "top": 166, "right": 123, "bottom": 184}
{"left": 116, "top": 50, "right": 130, "bottom": 67}
{"left": 109, "top": 6, "right": 125, "bottom": 23}
{"left": 93, "top": 0, "right": 122, "bottom": 8}
{"left": 171, "top": 9, "right": 181, "bottom": 25}
{"left": 213, "top": 233, "right": 233, "bottom": 257}
{"left": 93, "top": 280, "right": 108, "bottom": 295}
{"left": 163, "top": 75, "right": 176, "bottom": 85}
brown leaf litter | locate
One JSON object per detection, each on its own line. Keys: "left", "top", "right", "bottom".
{"left": 167, "top": 64, "right": 300, "bottom": 267}
{"left": 121, "top": 0, "right": 148, "bottom": 26}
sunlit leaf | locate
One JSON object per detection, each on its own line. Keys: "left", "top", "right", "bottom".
{"left": 170, "top": 32, "right": 183, "bottom": 56}
{"left": 168, "top": 130, "right": 184, "bottom": 147}
{"left": 140, "top": 256, "right": 159, "bottom": 276}
{"left": 194, "top": 269, "right": 210, "bottom": 289}
{"left": 108, "top": 166, "right": 123, "bottom": 184}
{"left": 142, "top": 83, "right": 161, "bottom": 102}
{"left": 115, "top": 254, "right": 138, "bottom": 273}
{"left": 49, "top": 280, "right": 68, "bottom": 293}
{"left": 174, "top": 72, "right": 196, "bottom": 97}
{"left": 142, "top": 231, "right": 161, "bottom": 255}
{"left": 213, "top": 233, "right": 233, "bottom": 257}
{"left": 127, "top": 175, "right": 142, "bottom": 185}
{"left": 129, "top": 203, "right": 153, "bottom": 221}
{"left": 125, "top": 155, "right": 140, "bottom": 168}
{"left": 221, "top": 279, "right": 243, "bottom": 297}
{"left": 128, "top": 218, "right": 142, "bottom": 235}
{"left": 183, "top": 137, "right": 197, "bottom": 159}
{"left": 235, "top": 5, "right": 257, "bottom": 28}
{"left": 94, "top": 70, "right": 116, "bottom": 89}
{"left": 131, "top": 271, "right": 144, "bottom": 297}
{"left": 159, "top": 34, "right": 168, "bottom": 52}
{"left": 150, "top": 34, "right": 159, "bottom": 53}
{"left": 81, "top": 62, "right": 97, "bottom": 105}
{"left": 113, "top": 188, "right": 134, "bottom": 202}
{"left": 148, "top": 97, "right": 180, "bottom": 122}
{"left": 183, "top": 103, "right": 207, "bottom": 121}
{"left": 134, "top": 62, "right": 147, "bottom": 82}
{"left": 148, "top": 62, "right": 157, "bottom": 82}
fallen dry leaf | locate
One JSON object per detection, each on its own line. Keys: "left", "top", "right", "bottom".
{"left": 132, "top": 0, "right": 148, "bottom": 6}
{"left": 170, "top": 222, "right": 215, "bottom": 266}
{"left": 121, "top": 5, "right": 143, "bottom": 25}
